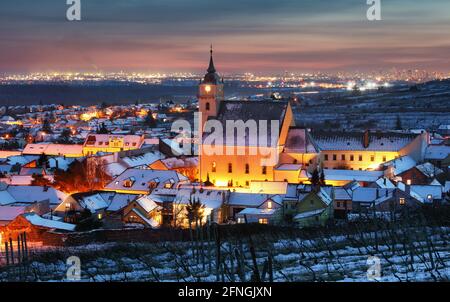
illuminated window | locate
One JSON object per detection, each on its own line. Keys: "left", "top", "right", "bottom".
{"left": 205, "top": 85, "right": 211, "bottom": 93}
{"left": 406, "top": 179, "right": 411, "bottom": 185}
{"left": 267, "top": 201, "right": 273, "bottom": 209}
{"left": 237, "top": 218, "right": 245, "bottom": 224}
{"left": 245, "top": 164, "right": 250, "bottom": 174}
{"left": 259, "top": 218, "right": 268, "bottom": 225}
{"left": 98, "top": 213, "right": 103, "bottom": 220}
{"left": 399, "top": 198, "right": 406, "bottom": 205}
{"left": 205, "top": 102, "right": 210, "bottom": 111}
{"left": 262, "top": 166, "right": 267, "bottom": 175}
{"left": 228, "top": 163, "right": 232, "bottom": 173}
{"left": 212, "top": 162, "right": 217, "bottom": 173}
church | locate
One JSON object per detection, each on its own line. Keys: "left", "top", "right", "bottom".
{"left": 198, "top": 49, "right": 428, "bottom": 189}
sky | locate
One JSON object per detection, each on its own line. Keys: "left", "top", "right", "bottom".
{"left": 0, "top": 0, "right": 450, "bottom": 74}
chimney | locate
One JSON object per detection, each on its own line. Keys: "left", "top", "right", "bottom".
{"left": 363, "top": 130, "right": 370, "bottom": 149}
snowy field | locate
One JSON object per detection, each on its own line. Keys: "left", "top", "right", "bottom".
{"left": 0, "top": 225, "right": 448, "bottom": 282}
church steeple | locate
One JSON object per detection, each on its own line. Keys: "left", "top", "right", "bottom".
{"left": 203, "top": 45, "right": 220, "bottom": 84}
{"left": 207, "top": 45, "right": 216, "bottom": 73}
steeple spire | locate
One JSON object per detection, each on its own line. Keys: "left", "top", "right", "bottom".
{"left": 207, "top": 44, "right": 216, "bottom": 73}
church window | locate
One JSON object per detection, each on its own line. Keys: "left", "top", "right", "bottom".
{"left": 212, "top": 162, "right": 217, "bottom": 173}
{"left": 262, "top": 166, "right": 267, "bottom": 175}
{"left": 245, "top": 164, "right": 250, "bottom": 174}
{"left": 205, "top": 102, "right": 210, "bottom": 111}
{"left": 228, "top": 163, "right": 232, "bottom": 173}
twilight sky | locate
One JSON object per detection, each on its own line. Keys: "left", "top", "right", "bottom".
{"left": 0, "top": 0, "right": 449, "bottom": 74}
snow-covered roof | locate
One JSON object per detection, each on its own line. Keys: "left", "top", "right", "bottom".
{"left": 23, "top": 143, "right": 83, "bottom": 157}
{"left": 236, "top": 208, "right": 276, "bottom": 216}
{"left": 7, "top": 186, "right": 70, "bottom": 205}
{"left": 130, "top": 208, "right": 159, "bottom": 228}
{"left": 310, "top": 131, "right": 418, "bottom": 151}
{"left": 173, "top": 189, "right": 225, "bottom": 210}
{"left": 275, "top": 164, "right": 302, "bottom": 171}
{"left": 444, "top": 181, "right": 450, "bottom": 193}
{"left": 23, "top": 213, "right": 76, "bottom": 231}
{"left": 334, "top": 188, "right": 351, "bottom": 200}
{"left": 375, "top": 178, "right": 396, "bottom": 189}
{"left": 322, "top": 169, "right": 384, "bottom": 182}
{"left": 80, "top": 194, "right": 109, "bottom": 212}
{"left": 425, "top": 145, "right": 450, "bottom": 160}
{"left": 0, "top": 205, "right": 27, "bottom": 222}
{"left": 105, "top": 168, "right": 188, "bottom": 193}
{"left": 48, "top": 157, "right": 76, "bottom": 171}
{"left": 161, "top": 157, "right": 198, "bottom": 169}
{"left": 410, "top": 185, "right": 443, "bottom": 202}
{"left": 294, "top": 209, "right": 325, "bottom": 220}
{"left": 228, "top": 192, "right": 272, "bottom": 207}
{"left": 352, "top": 187, "right": 392, "bottom": 203}
{"left": 105, "top": 162, "right": 128, "bottom": 177}
{"left": 0, "top": 190, "right": 16, "bottom": 205}
{"left": 136, "top": 195, "right": 161, "bottom": 213}
{"left": 383, "top": 156, "right": 417, "bottom": 176}
{"left": 104, "top": 193, "right": 136, "bottom": 212}
{"left": 121, "top": 151, "right": 163, "bottom": 168}
{"left": 415, "top": 163, "right": 444, "bottom": 178}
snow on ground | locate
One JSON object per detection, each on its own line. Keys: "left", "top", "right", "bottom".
{"left": 0, "top": 227, "right": 448, "bottom": 282}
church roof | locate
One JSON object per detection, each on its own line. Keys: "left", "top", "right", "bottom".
{"left": 202, "top": 100, "right": 289, "bottom": 147}
{"left": 202, "top": 46, "right": 221, "bottom": 85}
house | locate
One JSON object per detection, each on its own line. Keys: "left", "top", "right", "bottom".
{"left": 397, "top": 162, "right": 445, "bottom": 185}
{"left": 104, "top": 168, "right": 189, "bottom": 194}
{"left": 54, "top": 192, "right": 109, "bottom": 219}
{"left": 424, "top": 145, "right": 450, "bottom": 169}
{"left": 172, "top": 188, "right": 228, "bottom": 226}
{"left": 82, "top": 134, "right": 145, "bottom": 156}
{"left": 227, "top": 192, "right": 278, "bottom": 221}
{"left": 309, "top": 129, "right": 427, "bottom": 171}
{"left": 122, "top": 195, "right": 162, "bottom": 228}
{"left": 235, "top": 195, "right": 283, "bottom": 224}
{"left": 290, "top": 188, "right": 333, "bottom": 228}
{"left": 4, "top": 213, "right": 75, "bottom": 241}
{"left": 333, "top": 187, "right": 352, "bottom": 218}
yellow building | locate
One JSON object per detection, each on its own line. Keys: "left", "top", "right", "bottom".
{"left": 82, "top": 134, "right": 144, "bottom": 156}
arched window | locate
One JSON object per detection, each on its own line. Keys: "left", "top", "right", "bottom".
{"left": 212, "top": 162, "right": 217, "bottom": 173}
{"left": 245, "top": 164, "right": 250, "bottom": 174}
{"left": 205, "top": 102, "right": 210, "bottom": 111}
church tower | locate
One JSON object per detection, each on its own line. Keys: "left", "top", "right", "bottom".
{"left": 198, "top": 46, "right": 224, "bottom": 131}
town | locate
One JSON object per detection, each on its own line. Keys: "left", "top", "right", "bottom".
{"left": 0, "top": 50, "right": 448, "bottom": 250}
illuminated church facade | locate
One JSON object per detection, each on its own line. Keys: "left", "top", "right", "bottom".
{"left": 198, "top": 49, "right": 428, "bottom": 188}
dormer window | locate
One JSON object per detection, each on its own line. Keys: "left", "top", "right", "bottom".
{"left": 123, "top": 177, "right": 136, "bottom": 188}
